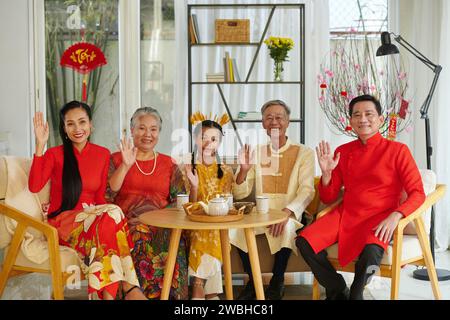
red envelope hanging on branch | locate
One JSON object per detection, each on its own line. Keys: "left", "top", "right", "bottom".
{"left": 60, "top": 42, "right": 107, "bottom": 102}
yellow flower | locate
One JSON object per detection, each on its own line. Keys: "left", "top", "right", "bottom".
{"left": 117, "top": 230, "right": 131, "bottom": 255}
{"left": 265, "top": 36, "right": 295, "bottom": 50}
{"left": 99, "top": 254, "right": 114, "bottom": 286}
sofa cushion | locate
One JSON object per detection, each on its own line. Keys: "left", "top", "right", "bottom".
{"left": 325, "top": 235, "right": 422, "bottom": 265}
{"left": 0, "top": 156, "right": 50, "bottom": 264}
{"left": 0, "top": 155, "right": 6, "bottom": 199}
{"left": 0, "top": 157, "right": 11, "bottom": 248}
{"left": 3, "top": 244, "right": 80, "bottom": 272}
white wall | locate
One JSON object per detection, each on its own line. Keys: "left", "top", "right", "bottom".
{"left": 0, "top": 0, "right": 32, "bottom": 157}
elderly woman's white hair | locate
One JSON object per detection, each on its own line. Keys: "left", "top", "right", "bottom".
{"left": 130, "top": 106, "right": 163, "bottom": 131}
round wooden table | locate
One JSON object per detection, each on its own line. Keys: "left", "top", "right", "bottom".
{"left": 138, "top": 208, "right": 289, "bottom": 300}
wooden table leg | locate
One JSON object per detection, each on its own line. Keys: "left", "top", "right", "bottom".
{"left": 220, "top": 230, "right": 233, "bottom": 300}
{"left": 244, "top": 228, "right": 264, "bottom": 300}
{"left": 161, "top": 228, "right": 182, "bottom": 300}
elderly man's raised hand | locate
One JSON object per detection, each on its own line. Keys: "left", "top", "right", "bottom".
{"left": 238, "top": 144, "right": 254, "bottom": 173}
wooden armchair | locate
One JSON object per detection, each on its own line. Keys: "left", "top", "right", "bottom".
{"left": 230, "top": 177, "right": 322, "bottom": 275}
{"left": 0, "top": 202, "right": 67, "bottom": 299}
{"left": 0, "top": 156, "right": 82, "bottom": 300}
{"left": 311, "top": 182, "right": 447, "bottom": 300}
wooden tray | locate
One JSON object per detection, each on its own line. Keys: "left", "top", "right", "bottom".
{"left": 186, "top": 212, "right": 244, "bottom": 223}
{"left": 183, "top": 202, "right": 245, "bottom": 223}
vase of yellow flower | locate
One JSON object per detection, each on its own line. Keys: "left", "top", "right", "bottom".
{"left": 274, "top": 60, "right": 284, "bottom": 82}
{"left": 264, "top": 36, "right": 294, "bottom": 82}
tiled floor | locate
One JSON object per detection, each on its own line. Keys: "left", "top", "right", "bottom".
{"left": 1, "top": 250, "right": 449, "bottom": 300}
{"left": 366, "top": 250, "right": 450, "bottom": 300}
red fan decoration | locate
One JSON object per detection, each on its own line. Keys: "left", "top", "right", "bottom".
{"left": 60, "top": 42, "right": 107, "bottom": 102}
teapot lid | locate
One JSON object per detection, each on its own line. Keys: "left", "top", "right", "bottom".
{"left": 210, "top": 196, "right": 226, "bottom": 203}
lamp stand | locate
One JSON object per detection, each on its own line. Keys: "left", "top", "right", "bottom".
{"left": 385, "top": 34, "right": 450, "bottom": 282}
{"left": 412, "top": 117, "right": 450, "bottom": 281}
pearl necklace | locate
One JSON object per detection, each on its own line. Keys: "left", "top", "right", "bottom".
{"left": 135, "top": 151, "right": 158, "bottom": 176}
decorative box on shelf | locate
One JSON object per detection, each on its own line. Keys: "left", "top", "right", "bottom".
{"left": 215, "top": 19, "right": 250, "bottom": 43}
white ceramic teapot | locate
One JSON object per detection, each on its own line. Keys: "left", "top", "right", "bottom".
{"left": 198, "top": 196, "right": 229, "bottom": 216}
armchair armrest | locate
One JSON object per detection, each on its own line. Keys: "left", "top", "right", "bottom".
{"left": 396, "top": 184, "right": 447, "bottom": 234}
{"left": 316, "top": 200, "right": 342, "bottom": 220}
{"left": 0, "top": 201, "right": 58, "bottom": 241}
{"left": 0, "top": 201, "right": 64, "bottom": 299}
{"left": 313, "top": 184, "right": 446, "bottom": 235}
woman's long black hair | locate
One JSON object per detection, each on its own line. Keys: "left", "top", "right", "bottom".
{"left": 48, "top": 101, "right": 92, "bottom": 219}
{"left": 191, "top": 120, "right": 224, "bottom": 179}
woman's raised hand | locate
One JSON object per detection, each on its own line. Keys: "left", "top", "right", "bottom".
{"left": 316, "top": 140, "right": 340, "bottom": 175}
{"left": 33, "top": 112, "right": 49, "bottom": 156}
{"left": 120, "top": 137, "right": 137, "bottom": 168}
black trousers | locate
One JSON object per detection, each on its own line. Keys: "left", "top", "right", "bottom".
{"left": 237, "top": 247, "right": 292, "bottom": 282}
{"left": 296, "top": 236, "right": 384, "bottom": 300}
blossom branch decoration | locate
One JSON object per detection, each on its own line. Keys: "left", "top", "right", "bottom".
{"left": 318, "top": 33, "right": 413, "bottom": 138}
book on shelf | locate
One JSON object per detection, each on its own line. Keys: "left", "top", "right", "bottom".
{"left": 189, "top": 14, "right": 199, "bottom": 44}
{"left": 189, "top": 15, "right": 197, "bottom": 44}
{"left": 232, "top": 58, "right": 241, "bottom": 82}
{"left": 222, "top": 52, "right": 242, "bottom": 83}
{"left": 223, "top": 57, "right": 229, "bottom": 82}
{"left": 237, "top": 111, "right": 261, "bottom": 120}
{"left": 226, "top": 52, "right": 234, "bottom": 82}
{"left": 207, "top": 79, "right": 225, "bottom": 83}
{"left": 206, "top": 72, "right": 225, "bottom": 82}
{"left": 192, "top": 14, "right": 201, "bottom": 43}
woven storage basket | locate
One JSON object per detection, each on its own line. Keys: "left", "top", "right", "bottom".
{"left": 215, "top": 19, "right": 250, "bottom": 43}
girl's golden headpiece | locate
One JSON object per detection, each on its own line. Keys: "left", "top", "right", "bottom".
{"left": 190, "top": 111, "right": 230, "bottom": 127}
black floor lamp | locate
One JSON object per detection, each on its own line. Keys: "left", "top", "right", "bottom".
{"left": 376, "top": 31, "right": 450, "bottom": 281}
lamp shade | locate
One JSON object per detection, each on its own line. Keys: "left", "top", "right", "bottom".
{"left": 376, "top": 32, "right": 400, "bottom": 56}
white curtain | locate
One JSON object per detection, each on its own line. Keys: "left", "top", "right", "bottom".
{"left": 435, "top": 0, "right": 450, "bottom": 250}
{"left": 173, "top": 0, "right": 331, "bottom": 165}
{"left": 397, "top": 0, "right": 449, "bottom": 250}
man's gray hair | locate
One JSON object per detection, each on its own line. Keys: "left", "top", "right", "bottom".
{"left": 260, "top": 99, "right": 291, "bottom": 117}
{"left": 130, "top": 106, "right": 163, "bottom": 131}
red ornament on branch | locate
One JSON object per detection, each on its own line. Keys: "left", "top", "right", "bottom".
{"left": 399, "top": 99, "right": 410, "bottom": 119}
{"left": 60, "top": 42, "right": 107, "bottom": 102}
{"left": 388, "top": 114, "right": 398, "bottom": 140}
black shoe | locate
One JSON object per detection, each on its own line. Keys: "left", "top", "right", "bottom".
{"left": 237, "top": 281, "right": 256, "bottom": 300}
{"left": 265, "top": 278, "right": 285, "bottom": 300}
{"left": 325, "top": 287, "right": 350, "bottom": 300}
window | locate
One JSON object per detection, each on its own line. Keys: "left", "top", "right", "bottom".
{"left": 44, "top": 0, "right": 120, "bottom": 149}
{"left": 140, "top": 0, "right": 176, "bottom": 155}
{"left": 330, "top": 0, "right": 388, "bottom": 38}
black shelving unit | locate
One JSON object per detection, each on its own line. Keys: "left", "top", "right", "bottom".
{"left": 187, "top": 3, "right": 305, "bottom": 149}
